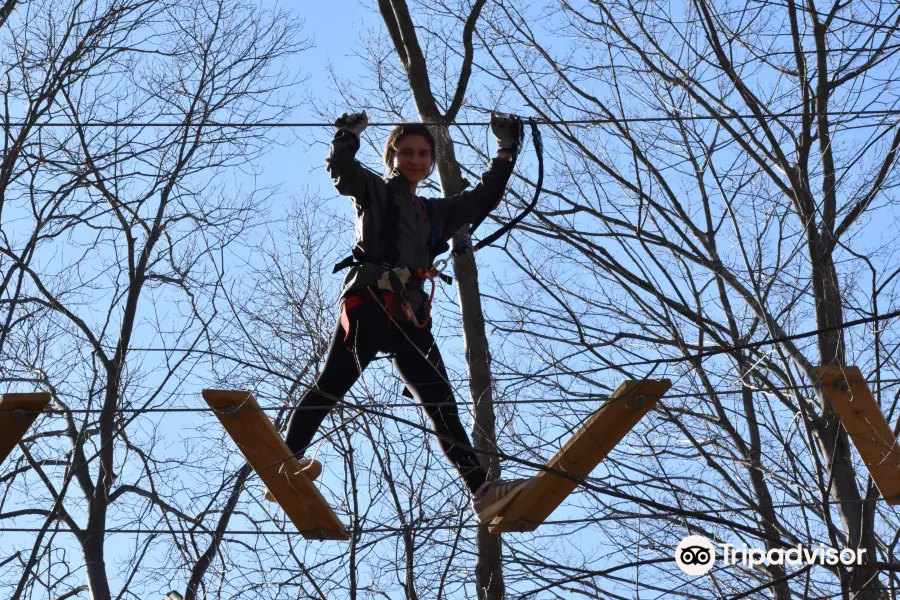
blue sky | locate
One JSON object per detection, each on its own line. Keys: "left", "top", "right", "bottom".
{"left": 257, "top": 0, "right": 382, "bottom": 193}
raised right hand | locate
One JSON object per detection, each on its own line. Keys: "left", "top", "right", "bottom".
{"left": 490, "top": 111, "right": 524, "bottom": 155}
{"left": 334, "top": 111, "right": 369, "bottom": 137}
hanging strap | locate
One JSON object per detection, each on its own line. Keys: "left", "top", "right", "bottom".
{"left": 332, "top": 255, "right": 359, "bottom": 273}
{"left": 470, "top": 118, "right": 543, "bottom": 253}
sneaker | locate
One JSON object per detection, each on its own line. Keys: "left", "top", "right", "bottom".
{"left": 264, "top": 458, "right": 323, "bottom": 502}
{"left": 471, "top": 478, "right": 531, "bottom": 524}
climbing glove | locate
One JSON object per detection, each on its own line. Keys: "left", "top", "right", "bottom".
{"left": 490, "top": 111, "right": 525, "bottom": 158}
{"left": 334, "top": 111, "right": 369, "bottom": 138}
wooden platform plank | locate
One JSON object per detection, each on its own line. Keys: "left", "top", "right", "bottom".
{"left": 490, "top": 379, "right": 671, "bottom": 533}
{"left": 816, "top": 366, "right": 900, "bottom": 505}
{"left": 0, "top": 393, "right": 51, "bottom": 466}
{"left": 202, "top": 390, "right": 349, "bottom": 540}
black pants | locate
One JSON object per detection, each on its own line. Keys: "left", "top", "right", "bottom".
{"left": 284, "top": 296, "right": 488, "bottom": 495}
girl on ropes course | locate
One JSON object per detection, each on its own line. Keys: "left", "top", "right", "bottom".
{"left": 281, "top": 110, "right": 530, "bottom": 523}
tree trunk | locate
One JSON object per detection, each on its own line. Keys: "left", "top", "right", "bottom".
{"left": 81, "top": 535, "right": 111, "bottom": 600}
{"left": 377, "top": 2, "right": 504, "bottom": 597}
{"left": 432, "top": 126, "right": 505, "bottom": 600}
{"left": 810, "top": 246, "right": 884, "bottom": 599}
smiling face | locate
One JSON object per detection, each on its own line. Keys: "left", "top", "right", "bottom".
{"left": 391, "top": 134, "right": 433, "bottom": 185}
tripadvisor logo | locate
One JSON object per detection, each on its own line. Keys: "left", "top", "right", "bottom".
{"left": 675, "top": 536, "right": 716, "bottom": 575}
{"left": 675, "top": 536, "right": 868, "bottom": 575}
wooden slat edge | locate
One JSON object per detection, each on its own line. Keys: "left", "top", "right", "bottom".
{"left": 0, "top": 392, "right": 52, "bottom": 409}
{"left": 0, "top": 393, "right": 52, "bottom": 465}
{"left": 490, "top": 379, "right": 671, "bottom": 533}
{"left": 202, "top": 389, "right": 349, "bottom": 540}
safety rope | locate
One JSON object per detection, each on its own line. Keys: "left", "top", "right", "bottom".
{"left": 471, "top": 117, "right": 544, "bottom": 253}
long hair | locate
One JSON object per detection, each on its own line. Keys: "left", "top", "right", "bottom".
{"left": 383, "top": 123, "right": 436, "bottom": 177}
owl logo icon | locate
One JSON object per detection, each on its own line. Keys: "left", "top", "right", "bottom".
{"left": 675, "top": 536, "right": 716, "bottom": 575}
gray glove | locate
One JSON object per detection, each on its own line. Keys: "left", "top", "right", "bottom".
{"left": 334, "top": 111, "right": 368, "bottom": 137}
{"left": 490, "top": 111, "right": 525, "bottom": 156}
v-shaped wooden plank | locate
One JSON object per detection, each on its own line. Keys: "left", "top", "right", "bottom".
{"left": 816, "top": 366, "right": 900, "bottom": 505}
{"left": 0, "top": 393, "right": 51, "bottom": 466}
{"left": 203, "top": 389, "right": 349, "bottom": 540}
{"left": 490, "top": 379, "right": 671, "bottom": 534}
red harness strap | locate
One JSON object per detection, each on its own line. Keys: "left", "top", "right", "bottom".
{"left": 340, "top": 290, "right": 394, "bottom": 341}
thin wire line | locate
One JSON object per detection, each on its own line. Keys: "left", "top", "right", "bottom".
{"left": 4, "top": 305, "right": 900, "bottom": 414}
{"left": 1, "top": 493, "right": 898, "bottom": 537}
{"left": 6, "top": 377, "right": 900, "bottom": 415}
{"left": 0, "top": 518, "right": 603, "bottom": 536}
{"left": 601, "top": 307, "right": 900, "bottom": 370}
{"left": 6, "top": 109, "right": 900, "bottom": 129}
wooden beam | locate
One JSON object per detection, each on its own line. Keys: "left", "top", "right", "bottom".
{"left": 0, "top": 393, "right": 51, "bottom": 466}
{"left": 816, "top": 366, "right": 900, "bottom": 505}
{"left": 202, "top": 390, "right": 348, "bottom": 540}
{"left": 490, "top": 379, "right": 671, "bottom": 533}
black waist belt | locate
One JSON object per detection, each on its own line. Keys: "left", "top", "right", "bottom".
{"left": 332, "top": 255, "right": 453, "bottom": 285}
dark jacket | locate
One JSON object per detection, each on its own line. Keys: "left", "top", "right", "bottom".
{"left": 325, "top": 129, "right": 515, "bottom": 318}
